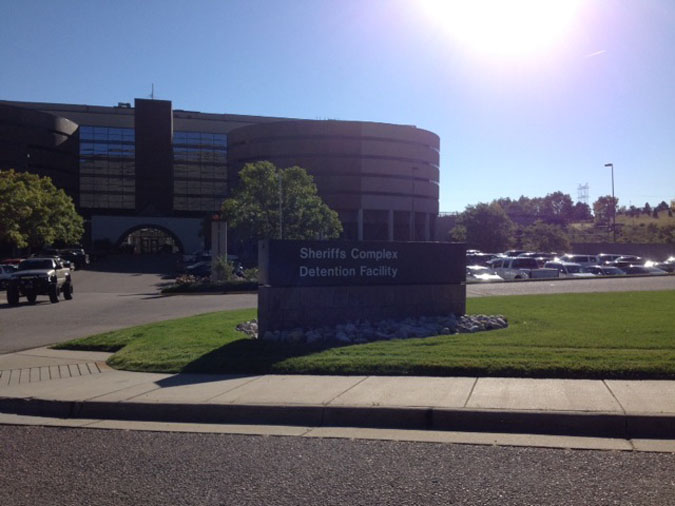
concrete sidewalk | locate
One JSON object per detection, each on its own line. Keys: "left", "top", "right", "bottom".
{"left": 1, "top": 347, "right": 675, "bottom": 441}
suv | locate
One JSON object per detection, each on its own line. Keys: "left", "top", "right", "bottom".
{"left": 488, "top": 257, "right": 559, "bottom": 280}
{"left": 6, "top": 257, "right": 73, "bottom": 305}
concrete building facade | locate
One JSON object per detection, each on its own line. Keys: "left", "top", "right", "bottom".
{"left": 1, "top": 98, "right": 440, "bottom": 254}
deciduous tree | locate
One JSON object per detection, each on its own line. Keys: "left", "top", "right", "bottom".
{"left": 0, "top": 169, "right": 84, "bottom": 250}
{"left": 593, "top": 195, "right": 619, "bottom": 226}
{"left": 452, "top": 202, "right": 514, "bottom": 252}
{"left": 521, "top": 221, "right": 570, "bottom": 252}
{"left": 221, "top": 161, "right": 342, "bottom": 241}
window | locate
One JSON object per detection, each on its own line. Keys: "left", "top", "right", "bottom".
{"left": 79, "top": 126, "right": 135, "bottom": 209}
{"left": 172, "top": 131, "right": 228, "bottom": 212}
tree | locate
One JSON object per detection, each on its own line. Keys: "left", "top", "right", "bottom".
{"left": 521, "top": 221, "right": 571, "bottom": 252}
{"left": 570, "top": 201, "right": 593, "bottom": 221}
{"left": 221, "top": 161, "right": 342, "bottom": 241}
{"left": 643, "top": 202, "right": 652, "bottom": 216}
{"left": 655, "top": 201, "right": 669, "bottom": 213}
{"left": 593, "top": 195, "right": 618, "bottom": 226}
{"left": 0, "top": 169, "right": 84, "bottom": 250}
{"left": 540, "top": 191, "right": 574, "bottom": 225}
{"left": 453, "top": 202, "right": 514, "bottom": 252}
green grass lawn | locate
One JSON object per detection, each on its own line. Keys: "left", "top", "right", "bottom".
{"left": 55, "top": 291, "right": 675, "bottom": 379}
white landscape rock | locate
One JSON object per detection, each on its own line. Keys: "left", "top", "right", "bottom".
{"left": 237, "top": 313, "right": 509, "bottom": 345}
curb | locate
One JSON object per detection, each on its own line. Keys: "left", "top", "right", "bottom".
{"left": 2, "top": 398, "right": 674, "bottom": 439}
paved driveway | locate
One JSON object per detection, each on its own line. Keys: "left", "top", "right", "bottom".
{"left": 0, "top": 256, "right": 256, "bottom": 354}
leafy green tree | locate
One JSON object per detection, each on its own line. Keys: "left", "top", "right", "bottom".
{"left": 521, "top": 221, "right": 571, "bottom": 252}
{"left": 571, "top": 201, "right": 593, "bottom": 221}
{"left": 0, "top": 169, "right": 84, "bottom": 250}
{"left": 495, "top": 192, "right": 577, "bottom": 225}
{"left": 593, "top": 195, "right": 619, "bottom": 226}
{"left": 454, "top": 202, "right": 514, "bottom": 252}
{"left": 540, "top": 191, "right": 574, "bottom": 225}
{"left": 221, "top": 161, "right": 342, "bottom": 240}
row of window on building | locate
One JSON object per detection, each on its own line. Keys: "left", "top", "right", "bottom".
{"left": 78, "top": 126, "right": 229, "bottom": 211}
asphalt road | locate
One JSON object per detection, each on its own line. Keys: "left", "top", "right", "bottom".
{"left": 1, "top": 425, "right": 673, "bottom": 506}
{"left": 1, "top": 254, "right": 673, "bottom": 354}
{"left": 0, "top": 256, "right": 256, "bottom": 354}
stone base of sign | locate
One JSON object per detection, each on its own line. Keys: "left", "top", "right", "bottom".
{"left": 258, "top": 283, "right": 466, "bottom": 335}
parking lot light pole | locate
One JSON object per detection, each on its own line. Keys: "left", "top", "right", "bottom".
{"left": 604, "top": 163, "right": 615, "bottom": 242}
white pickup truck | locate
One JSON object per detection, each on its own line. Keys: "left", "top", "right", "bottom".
{"left": 488, "top": 257, "right": 559, "bottom": 280}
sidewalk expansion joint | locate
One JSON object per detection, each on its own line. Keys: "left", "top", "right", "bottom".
{"left": 325, "top": 376, "right": 370, "bottom": 405}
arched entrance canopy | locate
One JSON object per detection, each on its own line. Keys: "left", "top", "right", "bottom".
{"left": 116, "top": 224, "right": 184, "bottom": 254}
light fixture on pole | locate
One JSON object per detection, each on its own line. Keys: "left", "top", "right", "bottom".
{"left": 604, "top": 163, "right": 615, "bottom": 242}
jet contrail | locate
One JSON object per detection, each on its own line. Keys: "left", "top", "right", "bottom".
{"left": 585, "top": 50, "right": 607, "bottom": 58}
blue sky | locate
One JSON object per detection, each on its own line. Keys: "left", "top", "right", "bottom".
{"left": 2, "top": 0, "right": 674, "bottom": 213}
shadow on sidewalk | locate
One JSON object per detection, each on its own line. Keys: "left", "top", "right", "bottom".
{"left": 169, "top": 339, "right": 330, "bottom": 380}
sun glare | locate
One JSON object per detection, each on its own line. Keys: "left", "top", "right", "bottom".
{"left": 420, "top": 0, "right": 582, "bottom": 59}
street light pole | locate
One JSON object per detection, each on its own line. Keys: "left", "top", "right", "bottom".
{"left": 278, "top": 170, "right": 283, "bottom": 240}
{"left": 604, "top": 163, "right": 615, "bottom": 242}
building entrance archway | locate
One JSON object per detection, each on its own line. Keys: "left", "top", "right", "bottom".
{"left": 117, "top": 225, "right": 184, "bottom": 254}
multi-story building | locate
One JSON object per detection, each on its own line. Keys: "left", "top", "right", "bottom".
{"left": 1, "top": 98, "right": 440, "bottom": 254}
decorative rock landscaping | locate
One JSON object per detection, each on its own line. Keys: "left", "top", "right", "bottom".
{"left": 236, "top": 313, "right": 508, "bottom": 345}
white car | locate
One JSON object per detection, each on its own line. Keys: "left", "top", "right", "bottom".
{"left": 544, "top": 261, "right": 596, "bottom": 278}
{"left": 557, "top": 254, "right": 599, "bottom": 267}
{"left": 466, "top": 265, "right": 504, "bottom": 283}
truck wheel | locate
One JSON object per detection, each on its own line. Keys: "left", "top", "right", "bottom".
{"left": 63, "top": 282, "right": 73, "bottom": 300}
{"left": 49, "top": 285, "right": 59, "bottom": 303}
{"left": 26, "top": 291, "right": 37, "bottom": 304}
{"left": 7, "top": 286, "right": 20, "bottom": 305}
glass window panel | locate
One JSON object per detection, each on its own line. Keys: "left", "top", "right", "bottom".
{"left": 174, "top": 180, "right": 187, "bottom": 193}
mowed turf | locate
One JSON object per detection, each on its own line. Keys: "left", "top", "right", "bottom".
{"left": 55, "top": 291, "right": 675, "bottom": 378}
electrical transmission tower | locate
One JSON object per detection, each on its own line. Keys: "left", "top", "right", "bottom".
{"left": 577, "top": 183, "right": 589, "bottom": 205}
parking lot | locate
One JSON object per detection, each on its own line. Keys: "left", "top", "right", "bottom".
{"left": 1, "top": 255, "right": 673, "bottom": 354}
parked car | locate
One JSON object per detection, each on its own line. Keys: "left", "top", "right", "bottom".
{"left": 466, "top": 253, "right": 499, "bottom": 266}
{"left": 0, "top": 264, "right": 18, "bottom": 288}
{"left": 584, "top": 265, "right": 625, "bottom": 276}
{"left": 0, "top": 258, "right": 24, "bottom": 266}
{"left": 488, "top": 257, "right": 559, "bottom": 280}
{"left": 543, "top": 261, "right": 596, "bottom": 278}
{"left": 466, "top": 265, "right": 504, "bottom": 283}
{"left": 596, "top": 253, "right": 626, "bottom": 265}
{"left": 645, "top": 257, "right": 675, "bottom": 273}
{"left": 503, "top": 249, "right": 529, "bottom": 257}
{"left": 622, "top": 265, "right": 668, "bottom": 276}
{"left": 517, "top": 251, "right": 558, "bottom": 267}
{"left": 557, "top": 254, "right": 599, "bottom": 266}
{"left": 608, "top": 256, "right": 644, "bottom": 269}
{"left": 61, "top": 248, "right": 90, "bottom": 269}
{"left": 185, "top": 261, "right": 211, "bottom": 277}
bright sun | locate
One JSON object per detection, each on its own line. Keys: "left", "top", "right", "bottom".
{"left": 419, "top": 0, "right": 582, "bottom": 59}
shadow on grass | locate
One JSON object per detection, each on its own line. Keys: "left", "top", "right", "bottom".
{"left": 168, "top": 338, "right": 675, "bottom": 381}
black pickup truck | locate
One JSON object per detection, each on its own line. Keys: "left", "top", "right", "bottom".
{"left": 6, "top": 257, "right": 73, "bottom": 305}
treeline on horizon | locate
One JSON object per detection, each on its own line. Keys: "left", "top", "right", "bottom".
{"left": 439, "top": 191, "right": 675, "bottom": 252}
